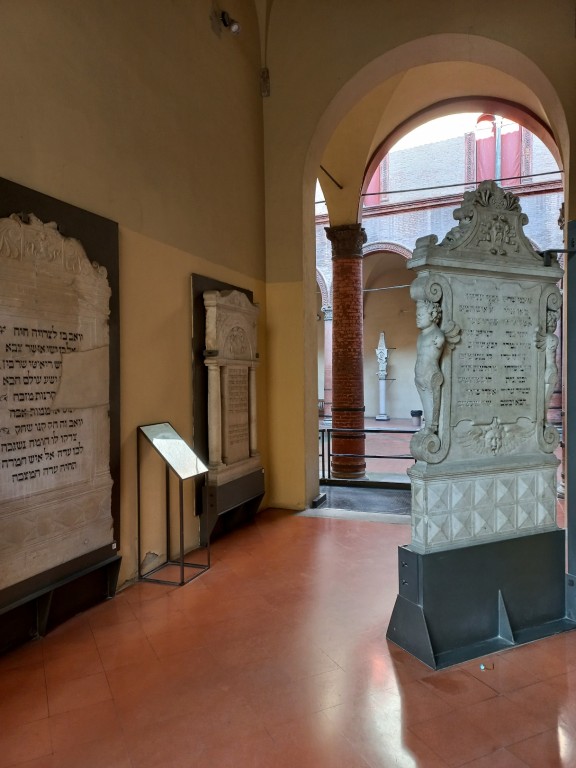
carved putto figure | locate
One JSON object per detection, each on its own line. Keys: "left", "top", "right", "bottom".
{"left": 414, "top": 299, "right": 461, "bottom": 435}
{"left": 414, "top": 300, "right": 445, "bottom": 433}
{"left": 535, "top": 307, "right": 560, "bottom": 414}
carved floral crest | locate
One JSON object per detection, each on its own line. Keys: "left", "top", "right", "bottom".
{"left": 0, "top": 213, "right": 107, "bottom": 278}
{"left": 440, "top": 181, "right": 529, "bottom": 258}
{"left": 411, "top": 181, "right": 560, "bottom": 274}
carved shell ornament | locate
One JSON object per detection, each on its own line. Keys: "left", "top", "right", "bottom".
{"left": 454, "top": 417, "right": 532, "bottom": 456}
{"left": 474, "top": 182, "right": 522, "bottom": 212}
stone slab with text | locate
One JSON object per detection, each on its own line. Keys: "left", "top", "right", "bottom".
{"left": 0, "top": 213, "right": 114, "bottom": 589}
{"left": 203, "top": 290, "right": 261, "bottom": 485}
{"left": 407, "top": 181, "right": 563, "bottom": 552}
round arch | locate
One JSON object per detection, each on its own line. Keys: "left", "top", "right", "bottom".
{"left": 305, "top": 33, "right": 569, "bottom": 228}
{"left": 316, "top": 268, "right": 331, "bottom": 309}
{"left": 283, "top": 31, "right": 571, "bottom": 509}
{"left": 363, "top": 241, "right": 412, "bottom": 260}
{"left": 360, "top": 96, "right": 563, "bottom": 210}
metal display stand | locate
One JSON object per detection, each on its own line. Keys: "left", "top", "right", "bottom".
{"left": 137, "top": 423, "right": 209, "bottom": 586}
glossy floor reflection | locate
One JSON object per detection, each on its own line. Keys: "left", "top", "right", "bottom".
{"left": 319, "top": 485, "right": 411, "bottom": 515}
{"left": 0, "top": 507, "right": 574, "bottom": 767}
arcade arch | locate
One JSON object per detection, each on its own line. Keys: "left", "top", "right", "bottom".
{"left": 308, "top": 38, "right": 567, "bottom": 484}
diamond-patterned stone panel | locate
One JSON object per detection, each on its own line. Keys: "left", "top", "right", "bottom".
{"left": 517, "top": 501, "right": 537, "bottom": 529}
{"left": 427, "top": 483, "right": 450, "bottom": 514}
{"left": 517, "top": 474, "right": 537, "bottom": 502}
{"left": 411, "top": 481, "right": 425, "bottom": 515}
{"left": 536, "top": 502, "right": 556, "bottom": 527}
{"left": 538, "top": 471, "right": 557, "bottom": 505}
{"left": 412, "top": 515, "right": 424, "bottom": 546}
{"left": 496, "top": 477, "right": 516, "bottom": 506}
{"left": 495, "top": 505, "right": 516, "bottom": 533}
{"left": 474, "top": 477, "right": 495, "bottom": 508}
{"left": 412, "top": 466, "right": 559, "bottom": 553}
{"left": 451, "top": 481, "right": 473, "bottom": 512}
{"left": 452, "top": 510, "right": 473, "bottom": 541}
{"left": 427, "top": 515, "right": 451, "bottom": 547}
{"left": 472, "top": 507, "right": 495, "bottom": 537}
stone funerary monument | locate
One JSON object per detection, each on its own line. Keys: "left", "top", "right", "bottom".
{"left": 200, "top": 288, "right": 264, "bottom": 542}
{"left": 387, "top": 181, "right": 574, "bottom": 668}
{"left": 0, "top": 213, "right": 114, "bottom": 592}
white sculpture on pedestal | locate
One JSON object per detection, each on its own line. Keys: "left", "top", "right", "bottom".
{"left": 375, "top": 331, "right": 390, "bottom": 421}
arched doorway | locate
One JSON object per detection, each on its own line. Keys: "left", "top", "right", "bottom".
{"left": 301, "top": 34, "right": 568, "bottom": 503}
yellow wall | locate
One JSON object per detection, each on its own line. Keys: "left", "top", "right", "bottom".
{"left": 0, "top": 0, "right": 265, "bottom": 278}
{"left": 1, "top": 0, "right": 576, "bottom": 585}
{"left": 119, "top": 229, "right": 267, "bottom": 584}
{"left": 0, "top": 1, "right": 268, "bottom": 585}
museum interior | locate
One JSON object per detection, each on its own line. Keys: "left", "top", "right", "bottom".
{"left": 1, "top": 1, "right": 576, "bottom": 766}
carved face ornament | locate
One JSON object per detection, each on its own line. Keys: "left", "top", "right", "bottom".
{"left": 484, "top": 421, "right": 504, "bottom": 454}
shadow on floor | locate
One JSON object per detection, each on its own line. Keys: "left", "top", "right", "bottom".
{"left": 301, "top": 484, "right": 411, "bottom": 524}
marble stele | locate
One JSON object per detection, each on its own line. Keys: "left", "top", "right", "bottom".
{"left": 407, "top": 181, "right": 563, "bottom": 553}
{"left": 0, "top": 213, "right": 114, "bottom": 590}
{"left": 203, "top": 290, "right": 261, "bottom": 486}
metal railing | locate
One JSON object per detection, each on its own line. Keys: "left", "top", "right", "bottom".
{"left": 319, "top": 425, "right": 415, "bottom": 480}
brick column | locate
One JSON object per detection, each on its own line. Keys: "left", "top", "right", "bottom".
{"left": 326, "top": 224, "right": 366, "bottom": 479}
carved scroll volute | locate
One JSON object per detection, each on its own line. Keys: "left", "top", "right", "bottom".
{"left": 410, "top": 273, "right": 460, "bottom": 464}
{"left": 536, "top": 285, "right": 562, "bottom": 453}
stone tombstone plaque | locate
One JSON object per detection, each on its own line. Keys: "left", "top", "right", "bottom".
{"left": 407, "top": 181, "right": 563, "bottom": 553}
{"left": 0, "top": 213, "right": 114, "bottom": 590}
{"left": 223, "top": 365, "right": 249, "bottom": 464}
{"left": 203, "top": 290, "right": 261, "bottom": 484}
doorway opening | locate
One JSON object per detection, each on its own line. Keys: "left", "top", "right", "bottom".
{"left": 315, "top": 110, "right": 564, "bottom": 503}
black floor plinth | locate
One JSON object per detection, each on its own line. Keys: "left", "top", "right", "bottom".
{"left": 387, "top": 530, "right": 576, "bottom": 669}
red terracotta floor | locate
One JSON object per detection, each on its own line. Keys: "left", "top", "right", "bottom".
{"left": 0, "top": 506, "right": 575, "bottom": 767}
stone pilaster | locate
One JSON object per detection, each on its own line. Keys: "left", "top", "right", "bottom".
{"left": 321, "top": 305, "right": 333, "bottom": 419}
{"left": 326, "top": 223, "right": 367, "bottom": 479}
{"left": 249, "top": 364, "right": 259, "bottom": 457}
{"left": 205, "top": 359, "right": 224, "bottom": 469}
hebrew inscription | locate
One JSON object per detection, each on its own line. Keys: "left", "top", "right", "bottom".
{"left": 1, "top": 322, "right": 90, "bottom": 496}
{"left": 452, "top": 279, "right": 539, "bottom": 425}
{"left": 0, "top": 213, "right": 113, "bottom": 590}
{"left": 223, "top": 366, "right": 249, "bottom": 464}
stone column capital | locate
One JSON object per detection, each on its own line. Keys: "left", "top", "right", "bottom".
{"left": 325, "top": 223, "right": 367, "bottom": 259}
{"left": 321, "top": 305, "right": 333, "bottom": 321}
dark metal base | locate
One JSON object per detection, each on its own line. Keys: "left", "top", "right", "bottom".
{"left": 201, "top": 469, "right": 265, "bottom": 545}
{"left": 387, "top": 530, "right": 576, "bottom": 669}
{"left": 0, "top": 545, "right": 121, "bottom": 654}
{"left": 139, "top": 547, "right": 210, "bottom": 587}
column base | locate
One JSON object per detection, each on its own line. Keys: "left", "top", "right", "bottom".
{"left": 331, "top": 467, "right": 366, "bottom": 480}
{"left": 375, "top": 414, "right": 390, "bottom": 421}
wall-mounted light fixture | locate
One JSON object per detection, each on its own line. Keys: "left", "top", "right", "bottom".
{"left": 209, "top": 4, "right": 241, "bottom": 37}
{"left": 220, "top": 11, "right": 241, "bottom": 34}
